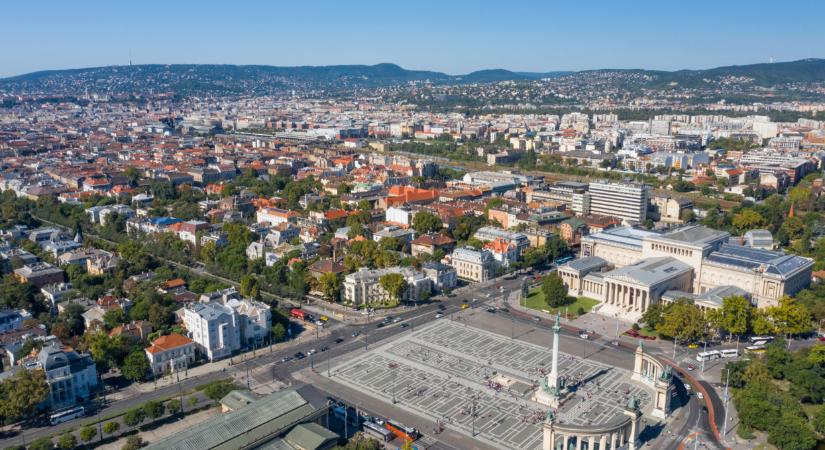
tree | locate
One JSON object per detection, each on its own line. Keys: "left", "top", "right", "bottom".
{"left": 335, "top": 433, "right": 382, "bottom": 450}
{"left": 769, "top": 297, "right": 811, "bottom": 337}
{"left": 143, "top": 400, "right": 165, "bottom": 420}
{"left": 79, "top": 425, "right": 98, "bottom": 443}
{"left": 0, "top": 368, "right": 49, "bottom": 424}
{"left": 656, "top": 299, "right": 705, "bottom": 341}
{"left": 122, "top": 435, "right": 145, "bottom": 450}
{"left": 27, "top": 438, "right": 54, "bottom": 450}
{"left": 541, "top": 274, "right": 569, "bottom": 308}
{"left": 123, "top": 408, "right": 146, "bottom": 428}
{"left": 346, "top": 221, "right": 365, "bottom": 240}
{"left": 58, "top": 432, "right": 77, "bottom": 450}
{"left": 203, "top": 380, "right": 239, "bottom": 401}
{"left": 167, "top": 399, "right": 182, "bottom": 415}
{"left": 412, "top": 211, "right": 442, "bottom": 235}
{"left": 379, "top": 273, "right": 407, "bottom": 304}
{"left": 752, "top": 309, "right": 776, "bottom": 335}
{"left": 239, "top": 275, "right": 259, "bottom": 299}
{"left": 767, "top": 413, "right": 817, "bottom": 450}
{"left": 732, "top": 209, "right": 766, "bottom": 233}
{"left": 720, "top": 295, "right": 752, "bottom": 338}
{"left": 272, "top": 323, "right": 287, "bottom": 342}
{"left": 813, "top": 406, "right": 825, "bottom": 435}
{"left": 317, "top": 273, "right": 341, "bottom": 302}
{"left": 641, "top": 303, "right": 664, "bottom": 330}
{"left": 103, "top": 421, "right": 121, "bottom": 435}
{"left": 807, "top": 344, "right": 825, "bottom": 366}
{"left": 122, "top": 351, "right": 149, "bottom": 382}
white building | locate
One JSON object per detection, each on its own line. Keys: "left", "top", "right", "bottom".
{"left": 183, "top": 302, "right": 241, "bottom": 362}
{"left": 226, "top": 298, "right": 272, "bottom": 346}
{"left": 342, "top": 267, "right": 432, "bottom": 306}
{"left": 450, "top": 247, "right": 495, "bottom": 282}
{"left": 587, "top": 181, "right": 650, "bottom": 223}
{"left": 145, "top": 333, "right": 195, "bottom": 376}
{"left": 25, "top": 344, "right": 98, "bottom": 410}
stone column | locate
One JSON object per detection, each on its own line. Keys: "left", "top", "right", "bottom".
{"left": 563, "top": 435, "right": 569, "bottom": 450}
{"left": 599, "top": 434, "right": 607, "bottom": 450}
{"left": 575, "top": 435, "right": 582, "bottom": 450}
{"left": 610, "top": 432, "right": 617, "bottom": 450}
{"left": 589, "top": 435, "right": 595, "bottom": 450}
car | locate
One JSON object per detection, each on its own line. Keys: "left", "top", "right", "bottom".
{"left": 320, "top": 316, "right": 329, "bottom": 322}
{"left": 818, "top": 336, "right": 825, "bottom": 342}
{"left": 278, "top": 357, "right": 291, "bottom": 364}
{"left": 314, "top": 320, "right": 325, "bottom": 326}
{"left": 376, "top": 323, "right": 385, "bottom": 328}
{"left": 687, "top": 364, "right": 695, "bottom": 371}
{"left": 437, "top": 304, "right": 446, "bottom": 310}
{"left": 351, "top": 331, "right": 360, "bottom": 337}
{"left": 533, "top": 317, "right": 541, "bottom": 322}
{"left": 486, "top": 307, "right": 497, "bottom": 313}
{"left": 579, "top": 332, "right": 590, "bottom": 339}
{"left": 307, "top": 349, "right": 317, "bottom": 355}
{"left": 687, "top": 343, "right": 699, "bottom": 349}
{"left": 685, "top": 383, "right": 692, "bottom": 391}
{"left": 461, "top": 303, "right": 469, "bottom": 309}
{"left": 320, "top": 346, "right": 329, "bottom": 352}
{"left": 392, "top": 317, "right": 401, "bottom": 323}
{"left": 294, "top": 352, "right": 306, "bottom": 359}
{"left": 400, "top": 323, "right": 410, "bottom": 328}
{"left": 696, "top": 392, "right": 704, "bottom": 400}
{"left": 335, "top": 337, "right": 344, "bottom": 344}
{"left": 435, "top": 313, "right": 444, "bottom": 319}
{"left": 499, "top": 307, "right": 509, "bottom": 313}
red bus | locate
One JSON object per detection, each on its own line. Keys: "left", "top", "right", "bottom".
{"left": 385, "top": 419, "right": 419, "bottom": 441}
{"left": 290, "top": 308, "right": 307, "bottom": 320}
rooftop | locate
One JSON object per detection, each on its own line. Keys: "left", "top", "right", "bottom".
{"left": 705, "top": 243, "right": 814, "bottom": 277}
{"left": 653, "top": 225, "right": 730, "bottom": 247}
{"left": 604, "top": 257, "right": 692, "bottom": 286}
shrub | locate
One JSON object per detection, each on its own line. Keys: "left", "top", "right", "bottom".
{"left": 79, "top": 426, "right": 97, "bottom": 443}
{"left": 121, "top": 435, "right": 144, "bottom": 450}
{"left": 632, "top": 323, "right": 641, "bottom": 331}
{"left": 166, "top": 399, "right": 181, "bottom": 414}
{"left": 143, "top": 400, "right": 165, "bottom": 420}
{"left": 57, "top": 432, "right": 77, "bottom": 450}
{"left": 27, "top": 438, "right": 53, "bottom": 450}
{"left": 103, "top": 421, "right": 120, "bottom": 434}
{"left": 123, "top": 408, "right": 146, "bottom": 428}
{"left": 576, "top": 307, "right": 585, "bottom": 316}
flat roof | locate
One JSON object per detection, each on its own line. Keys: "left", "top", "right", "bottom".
{"left": 654, "top": 225, "right": 729, "bottom": 247}
{"left": 584, "top": 227, "right": 659, "bottom": 250}
{"left": 705, "top": 243, "right": 814, "bottom": 277}
{"left": 605, "top": 257, "right": 692, "bottom": 286}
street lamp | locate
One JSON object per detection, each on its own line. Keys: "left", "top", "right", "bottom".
{"left": 701, "top": 341, "right": 708, "bottom": 373}
{"left": 389, "top": 362, "right": 399, "bottom": 404}
{"left": 722, "top": 368, "right": 731, "bottom": 441}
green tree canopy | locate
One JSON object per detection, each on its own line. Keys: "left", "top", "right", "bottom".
{"left": 541, "top": 274, "right": 569, "bottom": 308}
{"left": 379, "top": 273, "right": 407, "bottom": 303}
{"left": 412, "top": 211, "right": 443, "bottom": 235}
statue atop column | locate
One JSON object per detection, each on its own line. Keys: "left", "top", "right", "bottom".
{"left": 534, "top": 312, "right": 566, "bottom": 407}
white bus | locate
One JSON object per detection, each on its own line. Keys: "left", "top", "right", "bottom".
{"left": 49, "top": 406, "right": 85, "bottom": 425}
{"left": 749, "top": 336, "right": 774, "bottom": 344}
{"left": 696, "top": 350, "right": 722, "bottom": 362}
{"left": 363, "top": 421, "right": 393, "bottom": 442}
{"left": 720, "top": 349, "right": 739, "bottom": 358}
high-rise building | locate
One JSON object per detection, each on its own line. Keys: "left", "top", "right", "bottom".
{"left": 587, "top": 181, "right": 650, "bottom": 223}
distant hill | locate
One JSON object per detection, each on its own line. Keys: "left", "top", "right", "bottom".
{"left": 0, "top": 59, "right": 823, "bottom": 96}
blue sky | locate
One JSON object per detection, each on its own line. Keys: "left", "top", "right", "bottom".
{"left": 2, "top": 0, "right": 824, "bottom": 77}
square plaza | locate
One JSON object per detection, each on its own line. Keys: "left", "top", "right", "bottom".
{"left": 324, "top": 320, "right": 653, "bottom": 450}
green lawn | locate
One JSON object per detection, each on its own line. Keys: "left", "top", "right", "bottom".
{"left": 521, "top": 289, "right": 599, "bottom": 317}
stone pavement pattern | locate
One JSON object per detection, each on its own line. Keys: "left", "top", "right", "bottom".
{"left": 325, "top": 320, "right": 654, "bottom": 450}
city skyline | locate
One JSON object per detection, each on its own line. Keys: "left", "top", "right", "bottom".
{"left": 3, "top": 0, "right": 825, "bottom": 77}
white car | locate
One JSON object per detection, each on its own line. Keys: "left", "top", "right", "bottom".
{"left": 579, "top": 332, "right": 590, "bottom": 339}
{"left": 435, "top": 313, "right": 444, "bottom": 319}
{"left": 696, "top": 392, "right": 704, "bottom": 400}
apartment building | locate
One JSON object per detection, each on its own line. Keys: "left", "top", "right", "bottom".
{"left": 342, "top": 267, "right": 432, "bottom": 306}
{"left": 183, "top": 302, "right": 241, "bottom": 362}
{"left": 586, "top": 181, "right": 650, "bottom": 223}
{"left": 450, "top": 247, "right": 495, "bottom": 282}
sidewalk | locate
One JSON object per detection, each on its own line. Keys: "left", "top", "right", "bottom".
{"left": 123, "top": 326, "right": 334, "bottom": 396}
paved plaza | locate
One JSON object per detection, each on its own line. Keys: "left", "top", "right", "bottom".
{"left": 324, "top": 320, "right": 654, "bottom": 450}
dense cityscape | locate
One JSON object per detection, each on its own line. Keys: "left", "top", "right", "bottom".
{"left": 3, "top": 3, "right": 825, "bottom": 450}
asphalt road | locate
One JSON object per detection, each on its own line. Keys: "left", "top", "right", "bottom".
{"left": 3, "top": 271, "right": 722, "bottom": 449}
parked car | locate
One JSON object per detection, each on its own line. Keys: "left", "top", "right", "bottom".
{"left": 435, "top": 313, "right": 444, "bottom": 319}
{"left": 294, "top": 352, "right": 306, "bottom": 359}
{"left": 335, "top": 337, "right": 345, "bottom": 344}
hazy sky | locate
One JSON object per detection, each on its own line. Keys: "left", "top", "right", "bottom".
{"left": 3, "top": 0, "right": 825, "bottom": 77}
